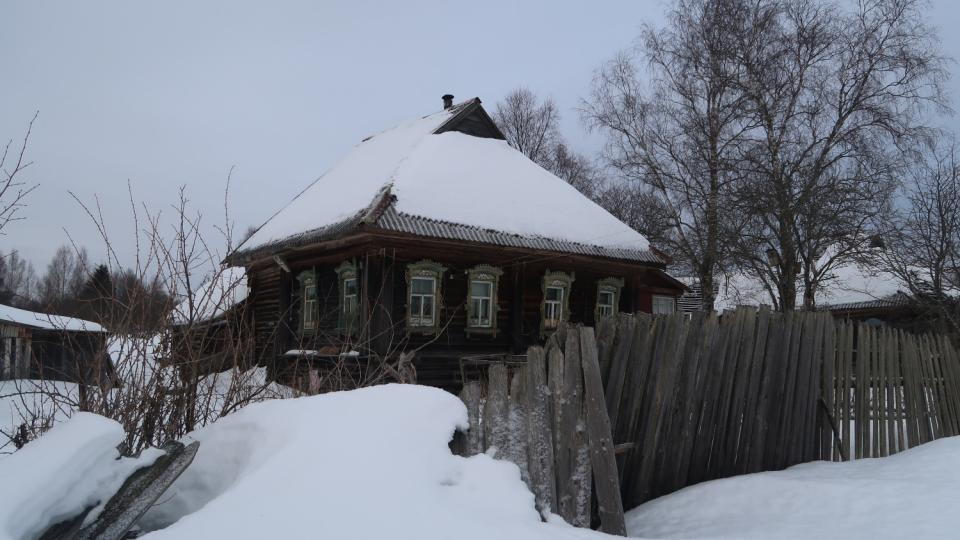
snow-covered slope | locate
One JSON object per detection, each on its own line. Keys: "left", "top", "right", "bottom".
{"left": 626, "top": 436, "right": 960, "bottom": 539}
{"left": 138, "top": 384, "right": 603, "bottom": 539}
{"left": 239, "top": 102, "right": 649, "bottom": 255}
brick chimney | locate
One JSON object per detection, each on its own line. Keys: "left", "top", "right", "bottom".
{"left": 442, "top": 94, "right": 454, "bottom": 109}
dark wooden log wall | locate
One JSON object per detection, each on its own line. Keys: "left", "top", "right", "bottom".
{"left": 243, "top": 236, "right": 682, "bottom": 391}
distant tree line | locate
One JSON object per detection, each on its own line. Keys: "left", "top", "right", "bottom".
{"left": 0, "top": 246, "right": 171, "bottom": 331}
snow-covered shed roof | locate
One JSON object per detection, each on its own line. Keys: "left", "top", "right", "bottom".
{"left": 228, "top": 98, "right": 658, "bottom": 265}
{"left": 677, "top": 255, "right": 907, "bottom": 312}
{"left": 0, "top": 304, "right": 106, "bottom": 333}
{"left": 171, "top": 266, "right": 248, "bottom": 325}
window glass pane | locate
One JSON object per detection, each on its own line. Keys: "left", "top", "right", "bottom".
{"left": 421, "top": 297, "right": 434, "bottom": 318}
{"left": 410, "top": 295, "right": 422, "bottom": 315}
{"left": 599, "top": 291, "right": 614, "bottom": 306}
{"left": 412, "top": 277, "right": 435, "bottom": 294}
{"left": 653, "top": 295, "right": 675, "bottom": 314}
{"left": 344, "top": 278, "right": 357, "bottom": 296}
{"left": 546, "top": 286, "right": 563, "bottom": 301}
{"left": 470, "top": 281, "right": 492, "bottom": 298}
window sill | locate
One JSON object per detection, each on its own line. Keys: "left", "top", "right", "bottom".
{"left": 466, "top": 327, "right": 498, "bottom": 338}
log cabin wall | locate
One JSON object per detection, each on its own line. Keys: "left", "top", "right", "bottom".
{"left": 244, "top": 234, "right": 683, "bottom": 391}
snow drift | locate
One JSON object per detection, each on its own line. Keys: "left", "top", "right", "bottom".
{"left": 626, "top": 436, "right": 960, "bottom": 539}
{"left": 137, "top": 384, "right": 603, "bottom": 539}
{"left": 0, "top": 413, "right": 160, "bottom": 540}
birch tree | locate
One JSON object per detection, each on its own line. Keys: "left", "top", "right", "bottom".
{"left": 583, "top": 0, "right": 752, "bottom": 311}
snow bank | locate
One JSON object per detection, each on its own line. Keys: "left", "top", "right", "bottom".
{"left": 0, "top": 413, "right": 159, "bottom": 540}
{"left": 139, "top": 384, "right": 604, "bottom": 540}
{"left": 0, "top": 303, "right": 105, "bottom": 332}
{"left": 626, "top": 436, "right": 960, "bottom": 539}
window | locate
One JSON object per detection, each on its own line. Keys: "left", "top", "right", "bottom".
{"left": 652, "top": 295, "right": 676, "bottom": 315}
{"left": 410, "top": 277, "right": 436, "bottom": 326}
{"left": 407, "top": 261, "right": 447, "bottom": 333}
{"left": 297, "top": 270, "right": 318, "bottom": 334}
{"left": 335, "top": 261, "right": 360, "bottom": 334}
{"left": 596, "top": 277, "right": 624, "bottom": 321}
{"left": 466, "top": 265, "right": 503, "bottom": 335}
{"left": 541, "top": 271, "right": 574, "bottom": 334}
{"left": 470, "top": 281, "right": 493, "bottom": 327}
{"left": 544, "top": 286, "right": 564, "bottom": 327}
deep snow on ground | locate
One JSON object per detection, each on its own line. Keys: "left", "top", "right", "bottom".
{"left": 137, "top": 384, "right": 604, "bottom": 540}
{"left": 0, "top": 413, "right": 160, "bottom": 540}
{"left": 626, "top": 436, "right": 960, "bottom": 540}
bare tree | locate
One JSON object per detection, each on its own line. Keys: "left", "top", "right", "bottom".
{"left": 0, "top": 112, "right": 39, "bottom": 235}
{"left": 0, "top": 250, "right": 37, "bottom": 307}
{"left": 494, "top": 88, "right": 602, "bottom": 197}
{"left": 731, "top": 0, "right": 946, "bottom": 310}
{"left": 583, "top": 0, "right": 752, "bottom": 310}
{"left": 494, "top": 88, "right": 560, "bottom": 167}
{"left": 873, "top": 140, "right": 960, "bottom": 336}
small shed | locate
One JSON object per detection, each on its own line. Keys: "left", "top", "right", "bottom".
{"left": 0, "top": 304, "right": 113, "bottom": 384}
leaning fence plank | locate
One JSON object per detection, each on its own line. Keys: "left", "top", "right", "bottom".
{"left": 605, "top": 315, "right": 637, "bottom": 430}
{"left": 74, "top": 441, "right": 200, "bottom": 540}
{"left": 525, "top": 346, "right": 557, "bottom": 515}
{"left": 580, "top": 326, "right": 627, "bottom": 536}
{"left": 484, "top": 363, "right": 510, "bottom": 456}
{"left": 507, "top": 369, "right": 531, "bottom": 483}
{"left": 820, "top": 316, "right": 836, "bottom": 461}
{"left": 558, "top": 328, "right": 588, "bottom": 526}
{"left": 459, "top": 381, "right": 482, "bottom": 456}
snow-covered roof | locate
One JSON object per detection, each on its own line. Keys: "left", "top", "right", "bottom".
{"left": 0, "top": 304, "right": 106, "bottom": 333}
{"left": 171, "top": 267, "right": 248, "bottom": 325}
{"left": 231, "top": 98, "right": 653, "bottom": 263}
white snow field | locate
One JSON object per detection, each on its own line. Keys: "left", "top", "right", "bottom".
{"left": 4, "top": 383, "right": 959, "bottom": 539}
{"left": 626, "top": 436, "right": 960, "bottom": 539}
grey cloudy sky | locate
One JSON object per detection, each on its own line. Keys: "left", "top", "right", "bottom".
{"left": 2, "top": 1, "right": 959, "bottom": 270}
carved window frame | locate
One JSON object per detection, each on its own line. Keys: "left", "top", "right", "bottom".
{"left": 596, "top": 277, "right": 624, "bottom": 321}
{"left": 466, "top": 265, "right": 503, "bottom": 337}
{"left": 297, "top": 269, "right": 318, "bottom": 335}
{"left": 335, "top": 260, "right": 360, "bottom": 336}
{"left": 406, "top": 260, "right": 447, "bottom": 334}
{"left": 541, "top": 270, "right": 574, "bottom": 335}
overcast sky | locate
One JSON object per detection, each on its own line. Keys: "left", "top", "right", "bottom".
{"left": 2, "top": 1, "right": 959, "bottom": 271}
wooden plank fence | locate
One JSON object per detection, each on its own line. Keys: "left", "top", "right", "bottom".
{"left": 455, "top": 308, "right": 960, "bottom": 532}
{"left": 597, "top": 309, "right": 960, "bottom": 509}
{"left": 455, "top": 326, "right": 626, "bottom": 536}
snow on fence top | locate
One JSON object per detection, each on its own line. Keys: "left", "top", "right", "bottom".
{"left": 0, "top": 303, "right": 106, "bottom": 333}
{"left": 237, "top": 99, "right": 650, "bottom": 257}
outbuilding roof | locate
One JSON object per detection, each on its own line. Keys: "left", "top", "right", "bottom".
{"left": 0, "top": 304, "right": 106, "bottom": 333}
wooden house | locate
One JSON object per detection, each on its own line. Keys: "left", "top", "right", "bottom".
{"left": 0, "top": 303, "right": 113, "bottom": 384}
{"left": 225, "top": 96, "right": 685, "bottom": 391}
